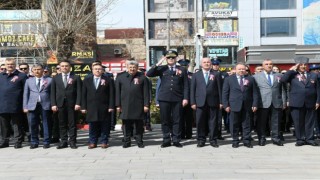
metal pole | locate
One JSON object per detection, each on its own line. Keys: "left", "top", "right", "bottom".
{"left": 166, "top": 0, "right": 170, "bottom": 50}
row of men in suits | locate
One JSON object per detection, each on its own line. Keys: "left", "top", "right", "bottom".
{"left": 148, "top": 49, "right": 320, "bottom": 148}
{"left": 0, "top": 58, "right": 151, "bottom": 149}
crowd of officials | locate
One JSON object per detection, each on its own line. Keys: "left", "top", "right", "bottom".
{"left": 0, "top": 49, "right": 320, "bottom": 149}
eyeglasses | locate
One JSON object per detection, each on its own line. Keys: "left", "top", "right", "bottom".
{"left": 167, "top": 57, "right": 175, "bottom": 59}
{"left": 19, "top": 68, "right": 28, "bottom": 70}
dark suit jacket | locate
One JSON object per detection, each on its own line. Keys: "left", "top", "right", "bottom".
{"left": 0, "top": 70, "right": 27, "bottom": 113}
{"left": 190, "top": 70, "right": 222, "bottom": 107}
{"left": 116, "top": 72, "right": 149, "bottom": 120}
{"left": 147, "top": 65, "right": 189, "bottom": 102}
{"left": 222, "top": 74, "right": 258, "bottom": 112}
{"left": 51, "top": 72, "right": 82, "bottom": 108}
{"left": 280, "top": 70, "right": 320, "bottom": 108}
{"left": 81, "top": 75, "right": 114, "bottom": 122}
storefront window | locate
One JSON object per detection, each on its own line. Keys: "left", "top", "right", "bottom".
{"left": 149, "top": 0, "right": 194, "bottom": 12}
{"left": 261, "top": 18, "right": 296, "bottom": 37}
{"left": 261, "top": 0, "right": 296, "bottom": 10}
{"left": 203, "top": 0, "right": 238, "bottom": 11}
{"left": 205, "top": 46, "right": 237, "bottom": 64}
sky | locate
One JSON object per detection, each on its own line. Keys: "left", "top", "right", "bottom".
{"left": 97, "top": 0, "right": 144, "bottom": 30}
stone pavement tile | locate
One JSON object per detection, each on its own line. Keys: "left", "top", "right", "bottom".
{"left": 129, "top": 173, "right": 147, "bottom": 179}
{"left": 145, "top": 173, "right": 194, "bottom": 179}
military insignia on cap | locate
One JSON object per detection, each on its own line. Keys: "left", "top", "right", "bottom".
{"left": 165, "top": 50, "right": 178, "bottom": 58}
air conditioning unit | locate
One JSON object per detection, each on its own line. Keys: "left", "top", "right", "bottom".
{"left": 114, "top": 49, "right": 122, "bottom": 55}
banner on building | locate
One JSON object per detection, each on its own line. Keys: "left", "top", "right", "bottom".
{"left": 204, "top": 32, "right": 239, "bottom": 46}
{"left": 0, "top": 34, "right": 46, "bottom": 47}
{"left": 303, "top": 0, "right": 320, "bottom": 45}
{"left": 204, "top": 10, "right": 238, "bottom": 18}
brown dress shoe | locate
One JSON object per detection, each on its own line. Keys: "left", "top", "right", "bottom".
{"left": 101, "top": 144, "right": 109, "bottom": 149}
{"left": 88, "top": 143, "right": 97, "bottom": 149}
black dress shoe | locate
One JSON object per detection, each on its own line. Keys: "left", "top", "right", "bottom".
{"left": 217, "top": 136, "right": 225, "bottom": 140}
{"left": 51, "top": 138, "right": 60, "bottom": 144}
{"left": 123, "top": 143, "right": 131, "bottom": 148}
{"left": 258, "top": 140, "right": 266, "bottom": 146}
{"left": 137, "top": 143, "right": 145, "bottom": 148}
{"left": 197, "top": 142, "right": 205, "bottom": 148}
{"left": 210, "top": 142, "right": 219, "bottom": 148}
{"left": 69, "top": 142, "right": 77, "bottom": 149}
{"left": 173, "top": 142, "right": 183, "bottom": 148}
{"left": 232, "top": 143, "right": 239, "bottom": 148}
{"left": 273, "top": 141, "right": 284, "bottom": 146}
{"left": 56, "top": 143, "right": 68, "bottom": 149}
{"left": 30, "top": 144, "right": 38, "bottom": 149}
{"left": 14, "top": 143, "right": 22, "bottom": 149}
{"left": 305, "top": 142, "right": 319, "bottom": 146}
{"left": 295, "top": 142, "right": 305, "bottom": 146}
{"left": 161, "top": 142, "right": 171, "bottom": 148}
{"left": 243, "top": 143, "right": 253, "bottom": 148}
{"left": 0, "top": 143, "right": 9, "bottom": 148}
{"left": 43, "top": 144, "right": 50, "bottom": 149}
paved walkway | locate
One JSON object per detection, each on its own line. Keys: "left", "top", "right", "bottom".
{"left": 0, "top": 126, "right": 320, "bottom": 180}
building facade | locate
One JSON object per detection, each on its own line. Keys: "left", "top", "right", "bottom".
{"left": 145, "top": 0, "right": 320, "bottom": 70}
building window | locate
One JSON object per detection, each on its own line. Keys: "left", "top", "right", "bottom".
{"left": 260, "top": 0, "right": 296, "bottom": 10}
{"left": 149, "top": 46, "right": 166, "bottom": 65}
{"left": 148, "top": 0, "right": 194, "bottom": 12}
{"left": 203, "top": 0, "right": 238, "bottom": 11}
{"left": 149, "top": 19, "right": 194, "bottom": 40}
{"left": 261, "top": 18, "right": 296, "bottom": 37}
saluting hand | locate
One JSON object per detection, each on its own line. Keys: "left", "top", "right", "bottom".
{"left": 289, "top": 63, "right": 300, "bottom": 71}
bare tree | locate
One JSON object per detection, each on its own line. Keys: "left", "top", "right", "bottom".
{"left": 45, "top": 0, "right": 120, "bottom": 61}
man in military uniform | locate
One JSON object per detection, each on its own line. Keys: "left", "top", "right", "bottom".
{"left": 309, "top": 64, "right": 320, "bottom": 139}
{"left": 211, "top": 59, "right": 227, "bottom": 139}
{"left": 281, "top": 57, "right": 320, "bottom": 146}
{"left": 147, "top": 50, "right": 189, "bottom": 148}
{"left": 178, "top": 59, "right": 194, "bottom": 139}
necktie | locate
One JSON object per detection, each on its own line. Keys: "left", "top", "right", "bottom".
{"left": 37, "top": 78, "right": 41, "bottom": 90}
{"left": 95, "top": 78, "right": 99, "bottom": 89}
{"left": 301, "top": 73, "right": 306, "bottom": 83}
{"left": 267, "top": 73, "right": 272, "bottom": 86}
{"left": 204, "top": 72, "right": 209, "bottom": 84}
{"left": 170, "top": 66, "right": 174, "bottom": 75}
{"left": 63, "top": 74, "right": 68, "bottom": 88}
{"left": 240, "top": 76, "right": 244, "bottom": 91}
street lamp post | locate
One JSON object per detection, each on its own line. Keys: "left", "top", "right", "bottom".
{"left": 166, "top": 0, "right": 171, "bottom": 50}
